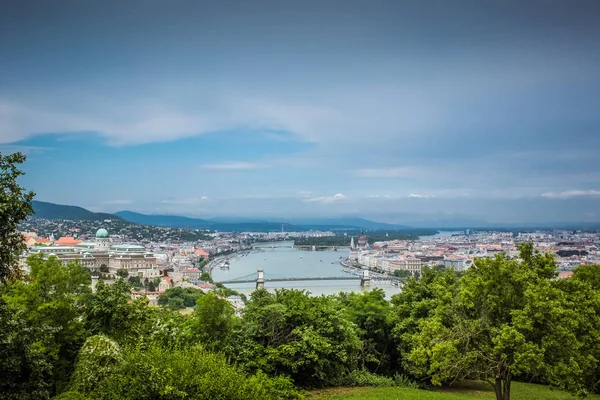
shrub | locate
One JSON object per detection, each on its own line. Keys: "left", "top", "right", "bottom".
{"left": 393, "top": 373, "right": 421, "bottom": 389}
{"left": 53, "top": 391, "right": 91, "bottom": 400}
{"left": 82, "top": 344, "right": 300, "bottom": 400}
{"left": 339, "top": 369, "right": 395, "bottom": 387}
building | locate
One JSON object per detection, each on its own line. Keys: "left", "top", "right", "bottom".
{"left": 25, "top": 228, "right": 159, "bottom": 278}
{"left": 349, "top": 232, "right": 370, "bottom": 262}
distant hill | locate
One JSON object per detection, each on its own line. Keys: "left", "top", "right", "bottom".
{"left": 116, "top": 211, "right": 298, "bottom": 232}
{"left": 32, "top": 201, "right": 122, "bottom": 221}
{"left": 289, "top": 217, "right": 412, "bottom": 231}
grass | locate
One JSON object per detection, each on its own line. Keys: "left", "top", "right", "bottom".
{"left": 311, "top": 381, "right": 600, "bottom": 400}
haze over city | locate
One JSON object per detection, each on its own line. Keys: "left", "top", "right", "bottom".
{"left": 1, "top": 0, "right": 599, "bottom": 225}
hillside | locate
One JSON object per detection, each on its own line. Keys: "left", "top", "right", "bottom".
{"left": 32, "top": 201, "right": 123, "bottom": 221}
{"left": 116, "top": 210, "right": 299, "bottom": 232}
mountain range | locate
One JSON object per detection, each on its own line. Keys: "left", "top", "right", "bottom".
{"left": 32, "top": 201, "right": 123, "bottom": 221}
{"left": 32, "top": 201, "right": 415, "bottom": 232}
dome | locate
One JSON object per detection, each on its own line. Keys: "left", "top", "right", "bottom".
{"left": 96, "top": 228, "right": 109, "bottom": 238}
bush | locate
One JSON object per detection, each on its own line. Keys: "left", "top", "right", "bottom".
{"left": 393, "top": 373, "right": 420, "bottom": 389}
{"left": 339, "top": 369, "right": 395, "bottom": 387}
{"left": 53, "top": 391, "right": 91, "bottom": 400}
{"left": 77, "top": 344, "right": 301, "bottom": 400}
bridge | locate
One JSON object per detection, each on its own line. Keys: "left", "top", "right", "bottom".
{"left": 216, "top": 269, "right": 398, "bottom": 290}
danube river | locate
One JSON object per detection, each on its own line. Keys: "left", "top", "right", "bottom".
{"left": 211, "top": 241, "right": 401, "bottom": 298}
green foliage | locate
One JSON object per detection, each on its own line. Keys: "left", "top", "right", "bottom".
{"left": 391, "top": 265, "right": 460, "bottom": 380}
{"left": 157, "top": 286, "right": 204, "bottom": 310}
{"left": 2, "top": 254, "right": 91, "bottom": 394}
{"left": 198, "top": 257, "right": 211, "bottom": 270}
{"left": 336, "top": 289, "right": 399, "bottom": 375}
{"left": 573, "top": 264, "right": 600, "bottom": 290}
{"left": 0, "top": 298, "right": 52, "bottom": 400}
{"left": 188, "top": 292, "right": 237, "bottom": 351}
{"left": 0, "top": 152, "right": 35, "bottom": 282}
{"left": 98, "top": 264, "right": 109, "bottom": 273}
{"left": 116, "top": 268, "right": 128, "bottom": 278}
{"left": 396, "top": 243, "right": 598, "bottom": 400}
{"left": 52, "top": 392, "right": 91, "bottom": 400}
{"left": 235, "top": 289, "right": 362, "bottom": 387}
{"left": 85, "top": 279, "right": 150, "bottom": 343}
{"left": 393, "top": 269, "right": 412, "bottom": 279}
{"left": 200, "top": 271, "right": 213, "bottom": 282}
{"left": 70, "top": 335, "right": 122, "bottom": 394}
{"left": 339, "top": 369, "right": 396, "bottom": 387}
{"left": 72, "top": 344, "right": 301, "bottom": 400}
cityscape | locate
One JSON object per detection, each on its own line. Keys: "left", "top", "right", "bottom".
{"left": 2, "top": 1, "right": 600, "bottom": 400}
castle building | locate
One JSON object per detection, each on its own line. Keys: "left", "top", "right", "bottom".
{"left": 349, "top": 232, "right": 369, "bottom": 262}
{"left": 25, "top": 228, "right": 159, "bottom": 279}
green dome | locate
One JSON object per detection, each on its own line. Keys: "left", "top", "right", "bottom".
{"left": 96, "top": 228, "right": 109, "bottom": 238}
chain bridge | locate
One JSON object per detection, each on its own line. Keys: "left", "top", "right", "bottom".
{"left": 216, "top": 269, "right": 399, "bottom": 290}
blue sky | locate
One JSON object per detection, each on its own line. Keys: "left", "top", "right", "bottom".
{"left": 1, "top": 0, "right": 600, "bottom": 224}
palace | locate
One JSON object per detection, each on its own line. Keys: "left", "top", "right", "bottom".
{"left": 349, "top": 232, "right": 369, "bottom": 263}
{"left": 25, "top": 228, "right": 160, "bottom": 279}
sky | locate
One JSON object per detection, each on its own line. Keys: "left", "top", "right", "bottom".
{"left": 1, "top": 0, "right": 600, "bottom": 225}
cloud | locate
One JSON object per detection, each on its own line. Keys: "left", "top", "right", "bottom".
{"left": 304, "top": 193, "right": 347, "bottom": 204}
{"left": 541, "top": 190, "right": 600, "bottom": 199}
{"left": 199, "top": 161, "right": 265, "bottom": 171}
{"left": 409, "top": 193, "right": 434, "bottom": 199}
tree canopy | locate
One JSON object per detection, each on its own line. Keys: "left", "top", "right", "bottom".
{"left": 0, "top": 152, "right": 35, "bottom": 282}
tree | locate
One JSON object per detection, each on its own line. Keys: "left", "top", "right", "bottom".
{"left": 336, "top": 289, "right": 399, "bottom": 375}
{"left": 200, "top": 271, "right": 213, "bottom": 283}
{"left": 573, "top": 264, "right": 600, "bottom": 290}
{"left": 235, "top": 289, "right": 361, "bottom": 387}
{"left": 158, "top": 286, "right": 203, "bottom": 310}
{"left": 188, "top": 292, "right": 237, "bottom": 351}
{"left": 0, "top": 152, "right": 35, "bottom": 282}
{"left": 98, "top": 264, "right": 109, "bottom": 273}
{"left": 393, "top": 269, "right": 411, "bottom": 279}
{"left": 85, "top": 279, "right": 149, "bottom": 343}
{"left": 2, "top": 254, "right": 91, "bottom": 394}
{"left": 116, "top": 268, "right": 128, "bottom": 278}
{"left": 70, "top": 335, "right": 123, "bottom": 395}
{"left": 0, "top": 298, "right": 52, "bottom": 399}
{"left": 403, "top": 243, "right": 593, "bottom": 400}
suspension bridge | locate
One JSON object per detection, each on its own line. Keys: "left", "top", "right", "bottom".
{"left": 216, "top": 269, "right": 399, "bottom": 289}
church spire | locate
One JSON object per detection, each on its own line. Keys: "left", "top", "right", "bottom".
{"left": 350, "top": 236, "right": 355, "bottom": 250}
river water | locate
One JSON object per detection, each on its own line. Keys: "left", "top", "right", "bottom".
{"left": 211, "top": 241, "right": 401, "bottom": 298}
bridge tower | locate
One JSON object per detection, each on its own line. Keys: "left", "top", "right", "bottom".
{"left": 256, "top": 269, "right": 265, "bottom": 290}
{"left": 360, "top": 268, "right": 371, "bottom": 287}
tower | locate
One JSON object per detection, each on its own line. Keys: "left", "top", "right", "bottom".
{"left": 95, "top": 228, "right": 111, "bottom": 251}
{"left": 256, "top": 269, "right": 265, "bottom": 290}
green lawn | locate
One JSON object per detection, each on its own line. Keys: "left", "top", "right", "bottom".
{"left": 311, "top": 381, "right": 600, "bottom": 400}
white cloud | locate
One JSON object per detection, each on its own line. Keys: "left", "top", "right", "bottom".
{"left": 409, "top": 193, "right": 434, "bottom": 199}
{"left": 541, "top": 190, "right": 600, "bottom": 199}
{"left": 199, "top": 161, "right": 265, "bottom": 171}
{"left": 304, "top": 193, "right": 347, "bottom": 204}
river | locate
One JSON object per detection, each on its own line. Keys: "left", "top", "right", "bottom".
{"left": 211, "top": 241, "right": 401, "bottom": 298}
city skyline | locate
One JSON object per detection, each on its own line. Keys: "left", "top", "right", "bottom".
{"left": 2, "top": 0, "right": 600, "bottom": 223}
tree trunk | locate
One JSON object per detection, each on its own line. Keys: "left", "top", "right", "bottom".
{"left": 493, "top": 373, "right": 512, "bottom": 400}
{"left": 494, "top": 378, "right": 503, "bottom": 400}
